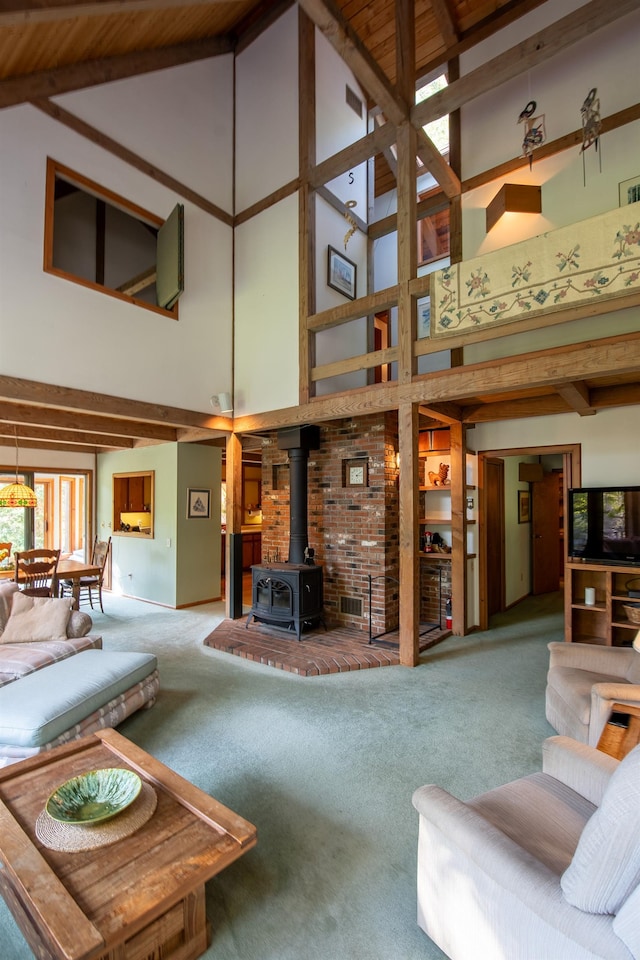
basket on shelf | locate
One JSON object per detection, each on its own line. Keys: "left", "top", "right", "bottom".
{"left": 622, "top": 603, "right": 640, "bottom": 625}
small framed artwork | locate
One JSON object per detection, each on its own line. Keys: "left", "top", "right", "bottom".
{"left": 344, "top": 458, "right": 368, "bottom": 487}
{"left": 619, "top": 176, "right": 640, "bottom": 207}
{"left": 417, "top": 296, "right": 431, "bottom": 339}
{"left": 327, "top": 245, "right": 357, "bottom": 300}
{"left": 187, "top": 488, "right": 211, "bottom": 519}
{"left": 518, "top": 489, "right": 531, "bottom": 524}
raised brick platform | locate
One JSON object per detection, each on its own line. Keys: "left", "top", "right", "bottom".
{"left": 203, "top": 617, "right": 448, "bottom": 677}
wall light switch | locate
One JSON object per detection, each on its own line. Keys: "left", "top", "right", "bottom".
{"left": 166, "top": 538, "right": 171, "bottom": 548}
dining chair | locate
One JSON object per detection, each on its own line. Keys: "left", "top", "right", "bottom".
{"left": 14, "top": 548, "right": 61, "bottom": 597}
{"left": 60, "top": 537, "right": 111, "bottom": 612}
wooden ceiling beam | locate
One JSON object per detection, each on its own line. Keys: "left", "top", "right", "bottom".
{"left": 0, "top": 0, "right": 248, "bottom": 27}
{"left": 0, "top": 422, "right": 133, "bottom": 448}
{"left": 0, "top": 36, "right": 233, "bottom": 109}
{"left": 298, "top": 0, "right": 407, "bottom": 126}
{"left": 298, "top": 0, "right": 460, "bottom": 197}
{"left": 0, "top": 376, "right": 226, "bottom": 433}
{"left": 429, "top": 0, "right": 458, "bottom": 49}
{"left": 416, "top": 401, "right": 463, "bottom": 424}
{"left": 234, "top": 332, "right": 640, "bottom": 433}
{"left": 32, "top": 99, "right": 233, "bottom": 225}
{"left": 555, "top": 381, "right": 596, "bottom": 416}
{"left": 311, "top": 122, "right": 396, "bottom": 188}
{"left": 412, "top": 0, "right": 640, "bottom": 127}
{"left": 0, "top": 401, "right": 178, "bottom": 442}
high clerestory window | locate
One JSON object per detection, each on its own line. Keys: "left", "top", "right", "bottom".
{"left": 44, "top": 158, "right": 184, "bottom": 316}
{"left": 416, "top": 73, "right": 450, "bottom": 267}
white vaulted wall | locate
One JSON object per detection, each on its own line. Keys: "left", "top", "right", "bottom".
{"left": 0, "top": 57, "right": 234, "bottom": 414}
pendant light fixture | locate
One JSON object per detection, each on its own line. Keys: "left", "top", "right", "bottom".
{"left": 0, "top": 427, "right": 37, "bottom": 508}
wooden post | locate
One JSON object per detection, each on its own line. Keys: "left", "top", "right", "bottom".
{"left": 398, "top": 400, "right": 420, "bottom": 665}
{"left": 225, "top": 432, "right": 243, "bottom": 620}
{"left": 299, "top": 9, "right": 316, "bottom": 405}
{"left": 449, "top": 421, "right": 466, "bottom": 634}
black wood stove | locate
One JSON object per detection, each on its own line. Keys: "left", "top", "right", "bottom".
{"left": 246, "top": 425, "right": 324, "bottom": 640}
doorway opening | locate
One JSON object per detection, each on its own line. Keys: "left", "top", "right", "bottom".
{"left": 478, "top": 444, "right": 580, "bottom": 631}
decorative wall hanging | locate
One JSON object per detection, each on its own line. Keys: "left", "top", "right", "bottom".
{"left": 187, "top": 488, "right": 211, "bottom": 519}
{"left": 327, "top": 245, "right": 357, "bottom": 300}
{"left": 343, "top": 200, "right": 358, "bottom": 250}
{"left": 518, "top": 100, "right": 546, "bottom": 170}
{"left": 430, "top": 201, "right": 640, "bottom": 338}
{"left": 580, "top": 87, "right": 602, "bottom": 184}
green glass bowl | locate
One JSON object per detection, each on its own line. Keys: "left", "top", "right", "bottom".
{"left": 46, "top": 768, "right": 142, "bottom": 825}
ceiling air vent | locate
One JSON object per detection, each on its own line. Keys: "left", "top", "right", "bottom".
{"left": 345, "top": 85, "right": 363, "bottom": 118}
{"left": 340, "top": 596, "right": 362, "bottom": 616}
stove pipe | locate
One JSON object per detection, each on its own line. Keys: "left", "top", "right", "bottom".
{"left": 277, "top": 425, "right": 320, "bottom": 565}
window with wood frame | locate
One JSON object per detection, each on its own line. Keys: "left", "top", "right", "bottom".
{"left": 44, "top": 158, "right": 184, "bottom": 316}
{"left": 417, "top": 204, "right": 450, "bottom": 267}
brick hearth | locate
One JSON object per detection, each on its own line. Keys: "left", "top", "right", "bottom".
{"left": 203, "top": 617, "right": 449, "bottom": 677}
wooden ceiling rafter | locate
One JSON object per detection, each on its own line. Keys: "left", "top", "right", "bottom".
{"left": 412, "top": 0, "right": 640, "bottom": 128}
{"left": 555, "top": 381, "right": 596, "bottom": 417}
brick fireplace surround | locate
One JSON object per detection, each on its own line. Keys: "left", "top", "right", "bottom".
{"left": 207, "top": 412, "right": 452, "bottom": 674}
{"left": 259, "top": 413, "right": 452, "bottom": 638}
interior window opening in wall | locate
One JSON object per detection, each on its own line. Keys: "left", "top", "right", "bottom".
{"left": 113, "top": 471, "right": 154, "bottom": 538}
{"left": 43, "top": 158, "right": 184, "bottom": 316}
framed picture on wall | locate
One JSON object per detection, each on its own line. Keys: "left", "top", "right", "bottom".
{"left": 518, "top": 489, "right": 531, "bottom": 523}
{"left": 187, "top": 488, "right": 211, "bottom": 519}
{"left": 327, "top": 245, "right": 357, "bottom": 300}
{"left": 619, "top": 176, "right": 640, "bottom": 206}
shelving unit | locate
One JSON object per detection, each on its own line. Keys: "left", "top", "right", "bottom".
{"left": 417, "top": 430, "right": 476, "bottom": 560}
{"left": 565, "top": 561, "right": 640, "bottom": 645}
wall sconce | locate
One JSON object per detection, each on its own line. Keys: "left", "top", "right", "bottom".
{"left": 395, "top": 451, "right": 401, "bottom": 471}
{"left": 210, "top": 392, "right": 233, "bottom": 414}
{"left": 486, "top": 183, "right": 541, "bottom": 232}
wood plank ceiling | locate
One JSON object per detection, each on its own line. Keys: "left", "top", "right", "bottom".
{"left": 1, "top": 0, "right": 639, "bottom": 453}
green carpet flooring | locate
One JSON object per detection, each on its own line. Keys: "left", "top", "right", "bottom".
{"left": 0, "top": 591, "right": 562, "bottom": 960}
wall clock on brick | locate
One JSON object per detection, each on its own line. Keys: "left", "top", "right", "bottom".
{"left": 345, "top": 459, "right": 368, "bottom": 487}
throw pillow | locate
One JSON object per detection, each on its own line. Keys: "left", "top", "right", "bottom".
{"left": 0, "top": 592, "right": 74, "bottom": 644}
{"left": 0, "top": 582, "right": 20, "bottom": 636}
{"left": 67, "top": 610, "right": 93, "bottom": 639}
{"left": 561, "top": 744, "right": 640, "bottom": 914}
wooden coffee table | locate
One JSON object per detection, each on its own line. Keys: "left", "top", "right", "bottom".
{"left": 0, "top": 729, "right": 257, "bottom": 960}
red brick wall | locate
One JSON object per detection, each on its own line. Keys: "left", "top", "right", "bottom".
{"left": 260, "top": 413, "right": 400, "bottom": 633}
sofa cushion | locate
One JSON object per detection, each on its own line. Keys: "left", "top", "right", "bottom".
{"left": 547, "top": 666, "right": 626, "bottom": 725}
{"left": 0, "top": 650, "right": 157, "bottom": 747}
{"left": 1, "top": 593, "right": 74, "bottom": 643}
{"left": 561, "top": 744, "right": 640, "bottom": 914}
{"left": 0, "top": 582, "right": 20, "bottom": 635}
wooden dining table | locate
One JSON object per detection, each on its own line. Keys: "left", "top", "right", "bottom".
{"left": 54, "top": 559, "right": 101, "bottom": 606}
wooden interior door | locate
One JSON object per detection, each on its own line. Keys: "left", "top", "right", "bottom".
{"left": 485, "top": 457, "right": 505, "bottom": 617}
{"left": 532, "top": 471, "right": 562, "bottom": 594}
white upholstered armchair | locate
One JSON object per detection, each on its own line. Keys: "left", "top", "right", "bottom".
{"left": 546, "top": 638, "right": 640, "bottom": 746}
{"left": 412, "top": 736, "right": 640, "bottom": 960}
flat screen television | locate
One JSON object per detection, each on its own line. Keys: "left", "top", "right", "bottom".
{"left": 568, "top": 486, "right": 640, "bottom": 566}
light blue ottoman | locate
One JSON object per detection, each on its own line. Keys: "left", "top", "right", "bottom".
{"left": 0, "top": 650, "right": 159, "bottom": 765}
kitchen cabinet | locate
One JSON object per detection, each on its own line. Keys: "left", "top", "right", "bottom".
{"left": 113, "top": 471, "right": 154, "bottom": 537}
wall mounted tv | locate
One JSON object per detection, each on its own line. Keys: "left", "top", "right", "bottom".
{"left": 568, "top": 487, "right": 640, "bottom": 566}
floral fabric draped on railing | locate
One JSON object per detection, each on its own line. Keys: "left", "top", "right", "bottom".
{"left": 430, "top": 201, "right": 640, "bottom": 337}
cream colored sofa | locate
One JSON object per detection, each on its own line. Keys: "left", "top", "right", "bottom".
{"left": 546, "top": 639, "right": 640, "bottom": 746}
{"left": 0, "top": 581, "right": 100, "bottom": 687}
{"left": 0, "top": 581, "right": 159, "bottom": 766}
{"left": 412, "top": 736, "right": 640, "bottom": 960}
